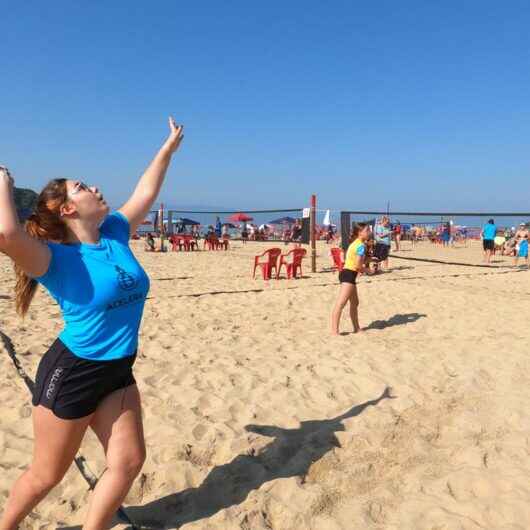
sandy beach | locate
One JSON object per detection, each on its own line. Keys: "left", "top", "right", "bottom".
{"left": 1, "top": 239, "right": 529, "bottom": 529}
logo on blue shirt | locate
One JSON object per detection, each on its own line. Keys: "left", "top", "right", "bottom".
{"left": 115, "top": 266, "right": 139, "bottom": 291}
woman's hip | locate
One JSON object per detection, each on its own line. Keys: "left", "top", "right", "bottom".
{"left": 32, "top": 339, "right": 137, "bottom": 420}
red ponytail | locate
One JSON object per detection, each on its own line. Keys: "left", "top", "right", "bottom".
{"left": 14, "top": 179, "right": 68, "bottom": 316}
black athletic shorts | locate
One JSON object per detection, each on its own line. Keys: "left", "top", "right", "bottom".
{"left": 374, "top": 242, "right": 390, "bottom": 260}
{"left": 339, "top": 269, "right": 358, "bottom": 285}
{"left": 32, "top": 338, "right": 137, "bottom": 420}
{"left": 483, "top": 239, "right": 495, "bottom": 251}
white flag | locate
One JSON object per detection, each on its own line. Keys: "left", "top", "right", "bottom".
{"left": 323, "top": 209, "right": 331, "bottom": 226}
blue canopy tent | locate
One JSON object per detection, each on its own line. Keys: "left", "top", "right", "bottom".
{"left": 173, "top": 217, "right": 200, "bottom": 226}
{"left": 268, "top": 216, "right": 298, "bottom": 225}
{"left": 172, "top": 217, "right": 200, "bottom": 234}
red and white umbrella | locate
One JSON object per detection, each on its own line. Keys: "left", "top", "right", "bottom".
{"left": 228, "top": 212, "right": 253, "bottom": 222}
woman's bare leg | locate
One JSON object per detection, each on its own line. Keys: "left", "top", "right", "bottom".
{"left": 349, "top": 286, "right": 360, "bottom": 332}
{"left": 331, "top": 283, "right": 355, "bottom": 335}
{"left": 0, "top": 406, "right": 93, "bottom": 530}
{"left": 83, "top": 385, "right": 145, "bottom": 530}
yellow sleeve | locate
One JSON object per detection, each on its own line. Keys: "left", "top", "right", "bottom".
{"left": 344, "top": 243, "right": 357, "bottom": 271}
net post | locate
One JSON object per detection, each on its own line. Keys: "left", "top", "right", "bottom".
{"left": 310, "top": 194, "right": 317, "bottom": 272}
{"left": 167, "top": 210, "right": 173, "bottom": 235}
{"left": 340, "top": 211, "right": 351, "bottom": 251}
{"left": 159, "top": 203, "right": 166, "bottom": 252}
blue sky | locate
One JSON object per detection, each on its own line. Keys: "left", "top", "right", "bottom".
{"left": 2, "top": 1, "right": 530, "bottom": 212}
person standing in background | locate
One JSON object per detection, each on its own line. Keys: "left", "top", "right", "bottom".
{"left": 331, "top": 223, "right": 370, "bottom": 335}
{"left": 393, "top": 221, "right": 402, "bottom": 251}
{"left": 241, "top": 223, "right": 249, "bottom": 243}
{"left": 374, "top": 216, "right": 391, "bottom": 270}
{"left": 513, "top": 223, "right": 529, "bottom": 268}
{"left": 481, "top": 218, "right": 497, "bottom": 264}
{"left": 215, "top": 217, "right": 222, "bottom": 238}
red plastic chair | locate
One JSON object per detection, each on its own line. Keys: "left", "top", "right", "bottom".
{"left": 220, "top": 235, "right": 230, "bottom": 251}
{"left": 170, "top": 235, "right": 182, "bottom": 252}
{"left": 182, "top": 234, "right": 197, "bottom": 251}
{"left": 277, "top": 248, "right": 307, "bottom": 279}
{"left": 330, "top": 247, "right": 344, "bottom": 272}
{"left": 253, "top": 248, "right": 282, "bottom": 279}
{"left": 204, "top": 236, "right": 218, "bottom": 250}
{"left": 211, "top": 236, "right": 223, "bottom": 250}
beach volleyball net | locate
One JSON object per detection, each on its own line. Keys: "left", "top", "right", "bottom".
{"left": 339, "top": 209, "right": 530, "bottom": 266}
{"left": 141, "top": 207, "right": 308, "bottom": 242}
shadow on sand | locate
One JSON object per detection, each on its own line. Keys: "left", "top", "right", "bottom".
{"left": 61, "top": 387, "right": 394, "bottom": 529}
{"left": 364, "top": 312, "right": 427, "bottom": 331}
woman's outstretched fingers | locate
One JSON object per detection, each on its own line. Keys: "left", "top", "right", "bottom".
{"left": 166, "top": 117, "right": 184, "bottom": 152}
{"left": 0, "top": 165, "right": 14, "bottom": 186}
{"left": 169, "top": 116, "right": 183, "bottom": 135}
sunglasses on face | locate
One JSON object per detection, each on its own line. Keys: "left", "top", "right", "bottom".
{"left": 69, "top": 181, "right": 92, "bottom": 196}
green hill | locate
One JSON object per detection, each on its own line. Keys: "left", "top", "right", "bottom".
{"left": 13, "top": 187, "right": 38, "bottom": 221}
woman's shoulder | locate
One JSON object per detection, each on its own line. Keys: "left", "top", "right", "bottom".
{"left": 45, "top": 241, "right": 79, "bottom": 254}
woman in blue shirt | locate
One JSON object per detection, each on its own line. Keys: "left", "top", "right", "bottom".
{"left": 0, "top": 118, "right": 183, "bottom": 529}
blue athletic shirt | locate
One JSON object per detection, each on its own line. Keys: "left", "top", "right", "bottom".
{"left": 375, "top": 224, "right": 390, "bottom": 246}
{"left": 482, "top": 223, "right": 497, "bottom": 240}
{"left": 35, "top": 212, "right": 150, "bottom": 361}
{"left": 519, "top": 239, "right": 529, "bottom": 257}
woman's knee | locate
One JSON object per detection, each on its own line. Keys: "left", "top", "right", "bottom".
{"left": 333, "top": 299, "right": 347, "bottom": 312}
{"left": 108, "top": 449, "right": 146, "bottom": 478}
{"left": 28, "top": 464, "right": 66, "bottom": 492}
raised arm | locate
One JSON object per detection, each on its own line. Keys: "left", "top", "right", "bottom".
{"left": 119, "top": 117, "right": 184, "bottom": 235}
{"left": 0, "top": 166, "right": 50, "bottom": 277}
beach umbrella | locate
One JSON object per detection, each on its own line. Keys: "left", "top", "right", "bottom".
{"left": 268, "top": 216, "right": 297, "bottom": 225}
{"left": 228, "top": 212, "right": 253, "bottom": 222}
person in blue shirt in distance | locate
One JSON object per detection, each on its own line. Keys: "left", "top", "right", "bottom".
{"left": 481, "top": 218, "right": 497, "bottom": 264}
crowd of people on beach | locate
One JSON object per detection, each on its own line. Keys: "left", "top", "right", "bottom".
{"left": 480, "top": 219, "right": 529, "bottom": 266}
{"left": 142, "top": 217, "right": 308, "bottom": 251}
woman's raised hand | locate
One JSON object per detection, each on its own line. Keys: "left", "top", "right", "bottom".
{"left": 165, "top": 117, "right": 184, "bottom": 154}
{"left": 0, "top": 166, "right": 14, "bottom": 189}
